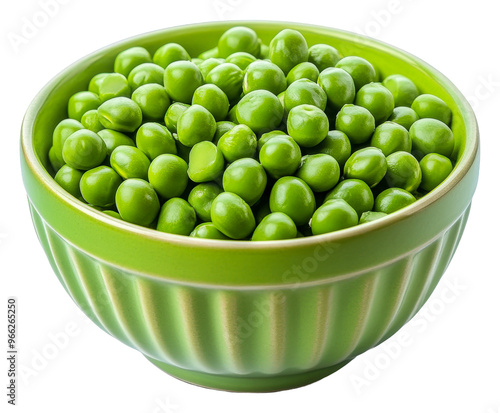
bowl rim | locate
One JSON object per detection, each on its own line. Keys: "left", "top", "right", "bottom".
{"left": 21, "top": 20, "right": 479, "bottom": 251}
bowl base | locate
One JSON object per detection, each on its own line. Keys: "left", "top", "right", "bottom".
{"left": 145, "top": 356, "right": 351, "bottom": 392}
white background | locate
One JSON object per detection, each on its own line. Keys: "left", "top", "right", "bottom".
{"left": 1, "top": 0, "right": 499, "bottom": 412}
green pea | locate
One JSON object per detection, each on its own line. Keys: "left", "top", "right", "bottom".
{"left": 243, "top": 60, "right": 287, "bottom": 95}
{"left": 217, "top": 124, "right": 257, "bottom": 162}
{"left": 148, "top": 154, "right": 188, "bottom": 199}
{"left": 188, "top": 141, "right": 224, "bottom": 182}
{"left": 62, "top": 129, "right": 107, "bottom": 170}
{"left": 260, "top": 43, "right": 270, "bottom": 59}
{"left": 411, "top": 94, "right": 452, "bottom": 125}
{"left": 227, "top": 105, "right": 239, "bottom": 124}
{"left": 218, "top": 26, "right": 260, "bottom": 58}
{"left": 251, "top": 212, "right": 297, "bottom": 241}
{"left": 175, "top": 138, "right": 191, "bottom": 163}
{"left": 115, "top": 178, "right": 160, "bottom": 226}
{"left": 223, "top": 158, "right": 267, "bottom": 206}
{"left": 80, "top": 166, "right": 122, "bottom": 207}
{"left": 287, "top": 104, "right": 329, "bottom": 147}
{"left": 177, "top": 104, "right": 217, "bottom": 147}
{"left": 164, "top": 61, "right": 204, "bottom": 104}
{"left": 235, "top": 90, "right": 284, "bottom": 134}
{"left": 259, "top": 136, "right": 301, "bottom": 179}
{"left": 382, "top": 74, "right": 419, "bottom": 107}
{"left": 370, "top": 121, "right": 411, "bottom": 156}
{"left": 269, "top": 29, "right": 309, "bottom": 75}
{"left": 128, "top": 63, "right": 164, "bottom": 91}
{"left": 81, "top": 109, "right": 104, "bottom": 133}
{"left": 308, "top": 44, "right": 341, "bottom": 72}
{"left": 110, "top": 145, "right": 150, "bottom": 180}
{"left": 389, "top": 106, "right": 420, "bottom": 130}
{"left": 190, "top": 222, "right": 229, "bottom": 239}
{"left": 359, "top": 211, "right": 387, "bottom": 224}
{"left": 192, "top": 84, "right": 229, "bottom": 121}
{"left": 198, "top": 58, "right": 224, "bottom": 79}
{"left": 324, "top": 179, "right": 374, "bottom": 217}
{"left": 102, "top": 210, "right": 122, "bottom": 220}
{"left": 355, "top": 83, "right": 395, "bottom": 124}
{"left": 97, "top": 129, "right": 135, "bottom": 156}
{"left": 188, "top": 183, "right": 223, "bottom": 222}
{"left": 88, "top": 73, "right": 108, "bottom": 94}
{"left": 213, "top": 121, "right": 236, "bottom": 145}
{"left": 136, "top": 122, "right": 176, "bottom": 160}
{"left": 318, "top": 67, "right": 356, "bottom": 111}
{"left": 211, "top": 192, "right": 256, "bottom": 239}
{"left": 54, "top": 165, "right": 84, "bottom": 198}
{"left": 49, "top": 146, "right": 64, "bottom": 172}
{"left": 284, "top": 79, "right": 327, "bottom": 112}
{"left": 226, "top": 52, "right": 257, "bottom": 70}
{"left": 304, "top": 130, "right": 351, "bottom": 168}
{"left": 419, "top": 153, "right": 453, "bottom": 191}
{"left": 344, "top": 147, "right": 387, "bottom": 187}
{"left": 286, "top": 62, "right": 320, "bottom": 85}
{"left": 97, "top": 97, "right": 142, "bottom": 133}
{"left": 409, "top": 118, "right": 454, "bottom": 158}
{"left": 153, "top": 43, "right": 190, "bottom": 68}
{"left": 164, "top": 102, "right": 190, "bottom": 133}
{"left": 296, "top": 154, "right": 340, "bottom": 192}
{"left": 335, "top": 56, "right": 377, "bottom": 91}
{"left": 52, "top": 119, "right": 84, "bottom": 163}
{"left": 205, "top": 63, "right": 244, "bottom": 101}
{"left": 114, "top": 46, "right": 152, "bottom": 77}
{"left": 98, "top": 73, "right": 131, "bottom": 102}
{"left": 157, "top": 197, "right": 197, "bottom": 235}
{"left": 374, "top": 187, "right": 416, "bottom": 214}
{"left": 68, "top": 91, "right": 101, "bottom": 121}
{"left": 385, "top": 151, "right": 422, "bottom": 192}
{"left": 258, "top": 130, "right": 287, "bottom": 151}
{"left": 311, "top": 199, "right": 358, "bottom": 235}
{"left": 269, "top": 176, "right": 315, "bottom": 226}
{"left": 132, "top": 83, "right": 171, "bottom": 121}
{"left": 335, "top": 104, "right": 375, "bottom": 144}
{"left": 198, "top": 46, "right": 220, "bottom": 60}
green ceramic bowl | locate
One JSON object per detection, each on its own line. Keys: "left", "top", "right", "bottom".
{"left": 21, "top": 22, "right": 479, "bottom": 392}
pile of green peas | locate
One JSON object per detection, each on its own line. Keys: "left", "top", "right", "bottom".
{"left": 49, "top": 26, "right": 456, "bottom": 241}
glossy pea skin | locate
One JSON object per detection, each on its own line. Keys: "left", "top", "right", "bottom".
{"left": 164, "top": 102, "right": 189, "bottom": 133}
{"left": 251, "top": 212, "right": 297, "bottom": 241}
{"left": 128, "top": 63, "right": 164, "bottom": 91}
{"left": 308, "top": 44, "right": 341, "bottom": 72}
{"left": 97, "top": 129, "right": 135, "bottom": 156}
{"left": 243, "top": 60, "right": 287, "bottom": 96}
{"left": 115, "top": 178, "right": 160, "bottom": 226}
{"left": 98, "top": 73, "right": 131, "bottom": 102}
{"left": 68, "top": 91, "right": 101, "bottom": 121}
{"left": 385, "top": 151, "right": 422, "bottom": 192}
{"left": 62, "top": 129, "right": 107, "bottom": 170}
{"left": 188, "top": 183, "right": 223, "bottom": 222}
{"left": 355, "top": 83, "right": 395, "bottom": 124}
{"left": 409, "top": 118, "right": 454, "bottom": 158}
{"left": 54, "top": 165, "right": 84, "bottom": 198}
{"left": 259, "top": 136, "right": 302, "bottom": 179}
{"left": 235, "top": 90, "right": 284, "bottom": 134}
{"left": 223, "top": 158, "right": 267, "bottom": 206}
{"left": 259, "top": 44, "right": 270, "bottom": 59}
{"left": 198, "top": 47, "right": 220, "bottom": 60}
{"left": 205, "top": 63, "right": 244, "bottom": 101}
{"left": 382, "top": 74, "right": 419, "bottom": 107}
{"left": 175, "top": 138, "right": 192, "bottom": 164}
{"left": 304, "top": 130, "right": 351, "bottom": 168}
{"left": 80, "top": 166, "right": 122, "bottom": 207}
{"left": 97, "top": 97, "right": 142, "bottom": 133}
{"left": 88, "top": 73, "right": 108, "bottom": 94}
{"left": 52, "top": 119, "right": 84, "bottom": 163}
{"left": 296, "top": 154, "right": 340, "bottom": 193}
{"left": 177, "top": 104, "right": 216, "bottom": 147}
{"left": 198, "top": 58, "right": 224, "bottom": 79}
{"left": 318, "top": 67, "right": 356, "bottom": 111}
{"left": 190, "top": 222, "right": 229, "bottom": 239}
{"left": 287, "top": 104, "right": 329, "bottom": 147}
{"left": 411, "top": 94, "right": 452, "bottom": 126}
{"left": 284, "top": 79, "right": 327, "bottom": 112}
{"left": 192, "top": 84, "right": 229, "bottom": 121}
{"left": 132, "top": 83, "right": 171, "bottom": 121}
{"left": 153, "top": 43, "right": 190, "bottom": 68}
{"left": 211, "top": 192, "right": 256, "bottom": 239}
{"left": 370, "top": 121, "right": 411, "bottom": 156}
{"left": 49, "top": 146, "right": 64, "bottom": 172}
{"left": 389, "top": 106, "right": 420, "bottom": 130}
{"left": 419, "top": 153, "right": 453, "bottom": 191}
{"left": 136, "top": 122, "right": 176, "bottom": 160}
{"left": 359, "top": 211, "right": 387, "bottom": 224}
{"left": 269, "top": 29, "right": 309, "bottom": 75}
{"left": 335, "top": 56, "right": 377, "bottom": 91}
{"left": 81, "top": 109, "right": 104, "bottom": 133}
{"left": 110, "top": 145, "right": 151, "bottom": 180}
{"left": 164, "top": 61, "right": 204, "bottom": 104}
{"left": 286, "top": 62, "right": 320, "bottom": 85}
{"left": 157, "top": 198, "right": 197, "bottom": 235}
{"left": 311, "top": 199, "right": 358, "bottom": 235}
{"left": 374, "top": 187, "right": 416, "bottom": 214}
{"left": 102, "top": 210, "right": 122, "bottom": 220}
{"left": 226, "top": 52, "right": 257, "bottom": 70}
{"left": 324, "top": 179, "right": 374, "bottom": 217}
{"left": 335, "top": 104, "right": 375, "bottom": 144}
{"left": 344, "top": 147, "right": 387, "bottom": 187}
{"left": 269, "top": 176, "right": 315, "bottom": 226}
{"left": 114, "top": 47, "right": 152, "bottom": 77}
{"left": 213, "top": 121, "right": 236, "bottom": 145}
{"left": 258, "top": 130, "right": 287, "bottom": 151}
{"left": 217, "top": 124, "right": 257, "bottom": 162}
{"left": 148, "top": 154, "right": 188, "bottom": 199}
{"left": 188, "top": 141, "right": 225, "bottom": 182}
{"left": 218, "top": 26, "right": 260, "bottom": 58}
